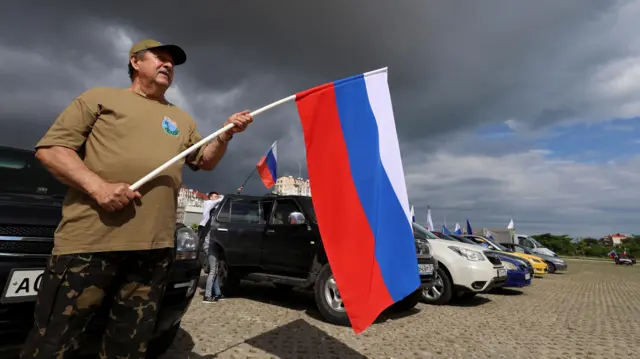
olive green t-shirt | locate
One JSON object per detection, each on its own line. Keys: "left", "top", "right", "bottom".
{"left": 36, "top": 87, "right": 206, "bottom": 255}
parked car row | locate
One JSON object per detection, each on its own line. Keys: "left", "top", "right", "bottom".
{"left": 199, "top": 193, "right": 568, "bottom": 327}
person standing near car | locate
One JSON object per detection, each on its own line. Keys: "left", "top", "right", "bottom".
{"left": 20, "top": 39, "right": 253, "bottom": 359}
{"left": 201, "top": 191, "right": 225, "bottom": 303}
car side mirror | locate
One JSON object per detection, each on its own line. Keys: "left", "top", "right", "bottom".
{"left": 288, "top": 212, "right": 306, "bottom": 225}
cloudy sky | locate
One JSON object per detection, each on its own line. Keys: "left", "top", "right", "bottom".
{"left": 1, "top": 0, "right": 639, "bottom": 237}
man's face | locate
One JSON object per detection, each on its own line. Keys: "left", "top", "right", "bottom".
{"left": 133, "top": 49, "right": 175, "bottom": 88}
{"left": 210, "top": 193, "right": 218, "bottom": 200}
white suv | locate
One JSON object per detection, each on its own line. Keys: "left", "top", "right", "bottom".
{"left": 413, "top": 223, "right": 507, "bottom": 305}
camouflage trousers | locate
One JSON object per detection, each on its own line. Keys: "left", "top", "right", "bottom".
{"left": 20, "top": 248, "right": 173, "bottom": 359}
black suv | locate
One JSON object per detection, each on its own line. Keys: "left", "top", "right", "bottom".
{"left": 201, "top": 194, "right": 437, "bottom": 326}
{"left": 0, "top": 146, "right": 202, "bottom": 358}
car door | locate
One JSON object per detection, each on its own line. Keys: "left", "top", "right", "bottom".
{"left": 212, "top": 197, "right": 264, "bottom": 267}
{"left": 261, "top": 198, "right": 315, "bottom": 276}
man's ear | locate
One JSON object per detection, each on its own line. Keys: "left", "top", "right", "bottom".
{"left": 130, "top": 55, "right": 140, "bottom": 71}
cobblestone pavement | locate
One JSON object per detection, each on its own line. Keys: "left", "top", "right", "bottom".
{"left": 161, "top": 259, "right": 640, "bottom": 359}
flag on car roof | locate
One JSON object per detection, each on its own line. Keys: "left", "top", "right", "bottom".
{"left": 426, "top": 205, "right": 434, "bottom": 231}
{"left": 454, "top": 222, "right": 462, "bottom": 235}
{"left": 256, "top": 140, "right": 277, "bottom": 188}
{"left": 295, "top": 67, "right": 420, "bottom": 334}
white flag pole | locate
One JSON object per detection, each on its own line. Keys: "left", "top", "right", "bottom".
{"left": 129, "top": 95, "right": 296, "bottom": 191}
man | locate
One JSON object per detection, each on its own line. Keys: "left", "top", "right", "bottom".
{"left": 200, "top": 191, "right": 225, "bottom": 303}
{"left": 20, "top": 39, "right": 253, "bottom": 359}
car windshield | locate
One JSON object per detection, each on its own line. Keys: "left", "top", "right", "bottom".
{"left": 483, "top": 237, "right": 509, "bottom": 251}
{"left": 528, "top": 236, "right": 544, "bottom": 247}
{"left": 432, "top": 231, "right": 458, "bottom": 241}
{"left": 412, "top": 223, "right": 439, "bottom": 239}
{"left": 0, "top": 147, "right": 67, "bottom": 197}
{"left": 451, "top": 235, "right": 479, "bottom": 245}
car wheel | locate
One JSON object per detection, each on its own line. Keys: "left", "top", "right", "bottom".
{"left": 420, "top": 267, "right": 452, "bottom": 305}
{"left": 314, "top": 264, "right": 351, "bottom": 326}
{"left": 547, "top": 262, "right": 556, "bottom": 274}
{"left": 218, "top": 258, "right": 240, "bottom": 296}
{"left": 146, "top": 322, "right": 180, "bottom": 359}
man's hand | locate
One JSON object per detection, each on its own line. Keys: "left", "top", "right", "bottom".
{"left": 90, "top": 182, "right": 142, "bottom": 212}
{"left": 222, "top": 110, "right": 254, "bottom": 139}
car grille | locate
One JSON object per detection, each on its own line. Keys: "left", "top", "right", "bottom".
{"left": 0, "top": 225, "right": 56, "bottom": 238}
{"left": 0, "top": 225, "right": 56, "bottom": 255}
{"left": 0, "top": 240, "right": 54, "bottom": 255}
{"left": 484, "top": 251, "right": 502, "bottom": 266}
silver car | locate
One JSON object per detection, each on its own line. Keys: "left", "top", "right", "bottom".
{"left": 500, "top": 242, "right": 568, "bottom": 273}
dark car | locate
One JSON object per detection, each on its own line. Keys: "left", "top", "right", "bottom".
{"left": 0, "top": 146, "right": 201, "bottom": 358}
{"left": 202, "top": 194, "right": 436, "bottom": 327}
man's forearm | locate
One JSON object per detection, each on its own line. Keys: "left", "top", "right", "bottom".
{"left": 197, "top": 136, "right": 229, "bottom": 171}
{"left": 35, "top": 146, "right": 105, "bottom": 197}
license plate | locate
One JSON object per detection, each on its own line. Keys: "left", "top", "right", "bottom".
{"left": 525, "top": 273, "right": 531, "bottom": 280}
{"left": 1, "top": 269, "right": 44, "bottom": 304}
{"left": 418, "top": 263, "right": 434, "bottom": 275}
{"left": 497, "top": 268, "right": 507, "bottom": 278}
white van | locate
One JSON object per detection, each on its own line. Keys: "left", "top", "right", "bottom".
{"left": 515, "top": 234, "right": 557, "bottom": 257}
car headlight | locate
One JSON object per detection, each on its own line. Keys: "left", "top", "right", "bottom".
{"left": 415, "top": 238, "right": 432, "bottom": 256}
{"left": 448, "top": 246, "right": 485, "bottom": 261}
{"left": 503, "top": 261, "right": 517, "bottom": 270}
{"left": 175, "top": 226, "right": 199, "bottom": 260}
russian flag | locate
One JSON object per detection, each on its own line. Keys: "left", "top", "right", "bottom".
{"left": 295, "top": 68, "right": 419, "bottom": 333}
{"left": 256, "top": 140, "right": 277, "bottom": 188}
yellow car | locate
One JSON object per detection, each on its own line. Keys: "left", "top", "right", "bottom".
{"left": 463, "top": 235, "right": 548, "bottom": 276}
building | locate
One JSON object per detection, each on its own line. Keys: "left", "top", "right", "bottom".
{"left": 273, "top": 176, "right": 311, "bottom": 196}
{"left": 177, "top": 187, "right": 208, "bottom": 226}
{"left": 603, "top": 233, "right": 628, "bottom": 247}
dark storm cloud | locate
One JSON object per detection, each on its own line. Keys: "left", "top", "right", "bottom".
{"left": 1, "top": 0, "right": 637, "bottom": 236}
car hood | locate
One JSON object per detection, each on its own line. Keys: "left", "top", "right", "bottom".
{"left": 535, "top": 248, "right": 557, "bottom": 257}
{"left": 0, "top": 192, "right": 62, "bottom": 228}
{"left": 429, "top": 238, "right": 491, "bottom": 252}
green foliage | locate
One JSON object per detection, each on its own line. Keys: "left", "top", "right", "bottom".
{"left": 531, "top": 233, "right": 639, "bottom": 258}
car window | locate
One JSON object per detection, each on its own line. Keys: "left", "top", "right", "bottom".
{"left": 216, "top": 199, "right": 231, "bottom": 222}
{"left": 229, "top": 199, "right": 261, "bottom": 223}
{"left": 513, "top": 246, "right": 526, "bottom": 254}
{"left": 519, "top": 237, "right": 534, "bottom": 248}
{"left": 261, "top": 200, "right": 274, "bottom": 224}
{"left": 270, "top": 199, "right": 302, "bottom": 225}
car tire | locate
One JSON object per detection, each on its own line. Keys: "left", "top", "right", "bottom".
{"left": 314, "top": 264, "right": 351, "bottom": 327}
{"left": 547, "top": 262, "right": 556, "bottom": 274}
{"left": 146, "top": 322, "right": 180, "bottom": 359}
{"left": 420, "top": 267, "right": 452, "bottom": 305}
{"left": 390, "top": 289, "right": 422, "bottom": 312}
{"left": 218, "top": 258, "right": 241, "bottom": 296}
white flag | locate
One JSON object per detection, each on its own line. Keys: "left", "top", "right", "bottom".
{"left": 426, "top": 206, "right": 435, "bottom": 231}
{"left": 507, "top": 218, "right": 515, "bottom": 230}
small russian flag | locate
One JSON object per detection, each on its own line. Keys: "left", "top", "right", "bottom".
{"left": 256, "top": 140, "right": 277, "bottom": 188}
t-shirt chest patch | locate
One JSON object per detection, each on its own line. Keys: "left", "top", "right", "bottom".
{"left": 161, "top": 116, "right": 180, "bottom": 136}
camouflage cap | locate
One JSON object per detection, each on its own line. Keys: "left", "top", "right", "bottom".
{"left": 129, "top": 39, "right": 187, "bottom": 65}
